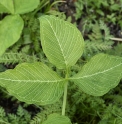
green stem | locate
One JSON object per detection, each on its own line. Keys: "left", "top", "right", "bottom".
{"left": 62, "top": 68, "right": 69, "bottom": 116}
{"left": 62, "top": 82, "right": 68, "bottom": 116}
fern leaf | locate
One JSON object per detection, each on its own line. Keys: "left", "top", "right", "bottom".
{"left": 17, "top": 105, "right": 24, "bottom": 117}
{"left": 0, "top": 107, "right": 5, "bottom": 117}
{"left": 8, "top": 114, "right": 17, "bottom": 122}
{"left": 0, "top": 52, "right": 38, "bottom": 64}
{"left": 84, "top": 40, "right": 113, "bottom": 55}
{"left": 84, "top": 21, "right": 114, "bottom": 57}
{"left": 99, "top": 20, "right": 112, "bottom": 40}
{"left": 30, "top": 112, "right": 42, "bottom": 124}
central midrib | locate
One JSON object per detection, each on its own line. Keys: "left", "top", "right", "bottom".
{"left": 0, "top": 78, "right": 65, "bottom": 83}
{"left": 70, "top": 62, "right": 122, "bottom": 80}
{"left": 45, "top": 17, "right": 67, "bottom": 66}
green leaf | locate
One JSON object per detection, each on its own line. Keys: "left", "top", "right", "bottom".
{"left": 42, "top": 113, "right": 72, "bottom": 124}
{"left": 14, "top": 0, "right": 40, "bottom": 14}
{"left": 39, "top": 15, "right": 84, "bottom": 69}
{"left": 0, "top": 15, "right": 23, "bottom": 56}
{"left": 0, "top": 0, "right": 14, "bottom": 14}
{"left": 70, "top": 54, "right": 122, "bottom": 96}
{"left": 0, "top": 62, "right": 65, "bottom": 105}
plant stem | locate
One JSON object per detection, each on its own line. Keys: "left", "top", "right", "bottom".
{"left": 110, "top": 37, "right": 122, "bottom": 41}
{"left": 62, "top": 82, "right": 68, "bottom": 116}
{"left": 62, "top": 68, "right": 69, "bottom": 116}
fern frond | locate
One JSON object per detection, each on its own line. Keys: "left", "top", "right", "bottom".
{"left": 0, "top": 107, "right": 5, "bottom": 117}
{"left": 32, "top": 19, "right": 39, "bottom": 32}
{"left": 33, "top": 38, "right": 41, "bottom": 52}
{"left": 0, "top": 107, "right": 9, "bottom": 124}
{"left": 88, "top": 23, "right": 102, "bottom": 40}
{"left": 29, "top": 18, "right": 39, "bottom": 32}
{"left": 84, "top": 21, "right": 114, "bottom": 58}
{"left": 21, "top": 45, "right": 30, "bottom": 54}
{"left": 0, "top": 120, "right": 10, "bottom": 124}
{"left": 99, "top": 20, "right": 112, "bottom": 40}
{"left": 30, "top": 28, "right": 40, "bottom": 53}
{"left": 23, "top": 31, "right": 32, "bottom": 45}
{"left": 28, "top": 17, "right": 35, "bottom": 27}
{"left": 0, "top": 52, "right": 38, "bottom": 64}
{"left": 84, "top": 40, "right": 113, "bottom": 55}
{"left": 7, "top": 114, "right": 17, "bottom": 122}
{"left": 106, "top": 43, "right": 122, "bottom": 56}
{"left": 30, "top": 100, "right": 62, "bottom": 124}
{"left": 28, "top": 17, "right": 41, "bottom": 52}
{"left": 17, "top": 105, "right": 24, "bottom": 117}
{"left": 30, "top": 112, "right": 42, "bottom": 124}
{"left": 9, "top": 39, "right": 23, "bottom": 52}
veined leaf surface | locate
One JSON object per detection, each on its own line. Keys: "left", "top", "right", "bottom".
{"left": 14, "top": 0, "right": 39, "bottom": 14}
{"left": 70, "top": 54, "right": 122, "bottom": 96}
{"left": 39, "top": 15, "right": 84, "bottom": 69}
{"left": 0, "top": 62, "right": 65, "bottom": 105}
{"left": 42, "top": 113, "right": 72, "bottom": 124}
{"left": 0, "top": 15, "right": 23, "bottom": 56}
{"left": 0, "top": 0, "right": 14, "bottom": 14}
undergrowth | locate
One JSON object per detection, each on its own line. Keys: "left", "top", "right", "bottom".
{"left": 1, "top": 81, "right": 122, "bottom": 124}
{"left": 74, "top": 0, "right": 122, "bottom": 28}
{"left": 83, "top": 20, "right": 114, "bottom": 60}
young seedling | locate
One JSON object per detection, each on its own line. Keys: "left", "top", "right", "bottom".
{"left": 0, "top": 15, "right": 122, "bottom": 123}
{"left": 0, "top": 0, "right": 40, "bottom": 56}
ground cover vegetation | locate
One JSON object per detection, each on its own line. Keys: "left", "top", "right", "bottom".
{"left": 0, "top": 0, "right": 122, "bottom": 124}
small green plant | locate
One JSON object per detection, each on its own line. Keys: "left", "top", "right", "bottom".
{"left": 0, "top": 0, "right": 62, "bottom": 57}
{"left": 74, "top": 0, "right": 122, "bottom": 27}
{"left": 0, "top": 0, "right": 40, "bottom": 56}
{"left": 0, "top": 15, "right": 122, "bottom": 123}
{"left": 83, "top": 21, "right": 114, "bottom": 60}
{"left": 0, "top": 105, "right": 31, "bottom": 124}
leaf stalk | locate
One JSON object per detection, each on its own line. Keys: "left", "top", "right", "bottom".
{"left": 62, "top": 68, "right": 69, "bottom": 116}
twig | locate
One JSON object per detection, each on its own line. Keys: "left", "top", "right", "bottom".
{"left": 110, "top": 37, "right": 122, "bottom": 41}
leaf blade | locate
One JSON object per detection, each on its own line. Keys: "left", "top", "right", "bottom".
{"left": 0, "top": 62, "right": 65, "bottom": 105}
{"left": 39, "top": 15, "right": 84, "bottom": 69}
{"left": 0, "top": 15, "right": 24, "bottom": 56}
{"left": 0, "top": 0, "right": 14, "bottom": 14}
{"left": 14, "top": 0, "right": 39, "bottom": 14}
{"left": 42, "top": 113, "right": 72, "bottom": 124}
{"left": 70, "top": 54, "right": 122, "bottom": 96}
